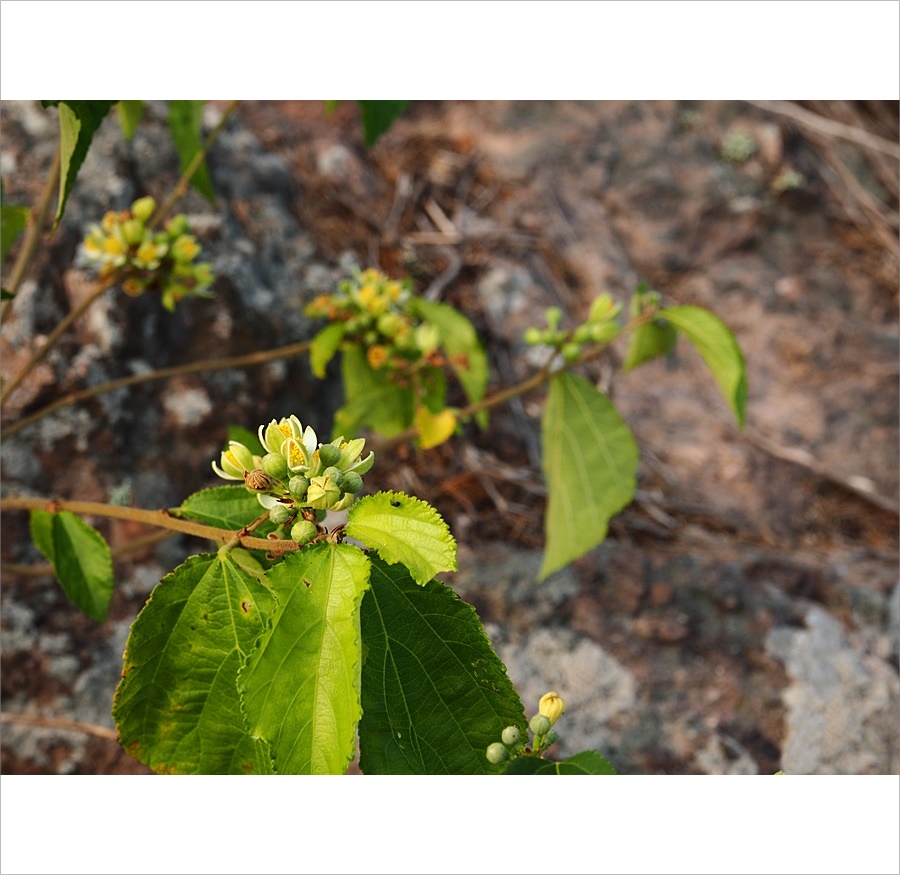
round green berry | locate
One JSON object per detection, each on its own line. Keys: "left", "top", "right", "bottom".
{"left": 322, "top": 466, "right": 344, "bottom": 488}
{"left": 529, "top": 714, "right": 552, "bottom": 736}
{"left": 262, "top": 452, "right": 290, "bottom": 480}
{"left": 290, "top": 520, "right": 318, "bottom": 545}
{"left": 268, "top": 503, "right": 293, "bottom": 526}
{"left": 318, "top": 444, "right": 342, "bottom": 468}
{"left": 289, "top": 476, "right": 310, "bottom": 501}
{"left": 342, "top": 472, "right": 363, "bottom": 494}
{"left": 501, "top": 726, "right": 521, "bottom": 746}
{"left": 486, "top": 742, "right": 509, "bottom": 765}
{"left": 561, "top": 342, "right": 582, "bottom": 362}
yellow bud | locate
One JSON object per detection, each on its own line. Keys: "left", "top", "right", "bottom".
{"left": 538, "top": 691, "right": 566, "bottom": 725}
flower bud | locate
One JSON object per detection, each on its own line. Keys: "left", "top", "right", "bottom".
{"left": 122, "top": 219, "right": 144, "bottom": 246}
{"left": 538, "top": 691, "right": 566, "bottom": 726}
{"left": 291, "top": 519, "right": 318, "bottom": 545}
{"left": 544, "top": 306, "right": 563, "bottom": 331}
{"left": 562, "top": 342, "right": 582, "bottom": 363}
{"left": 307, "top": 474, "right": 341, "bottom": 510}
{"left": 268, "top": 503, "right": 293, "bottom": 525}
{"left": 341, "top": 471, "right": 363, "bottom": 494}
{"left": 130, "top": 196, "right": 156, "bottom": 224}
{"left": 501, "top": 726, "right": 521, "bottom": 746}
{"left": 523, "top": 326, "right": 544, "bottom": 346}
{"left": 545, "top": 729, "right": 559, "bottom": 747}
{"left": 590, "top": 321, "right": 620, "bottom": 344}
{"left": 317, "top": 443, "right": 342, "bottom": 468}
{"left": 289, "top": 476, "right": 310, "bottom": 502}
{"left": 486, "top": 742, "right": 509, "bottom": 765}
{"left": 262, "top": 452, "right": 290, "bottom": 480}
{"left": 529, "top": 714, "right": 552, "bottom": 736}
{"left": 165, "top": 214, "right": 189, "bottom": 238}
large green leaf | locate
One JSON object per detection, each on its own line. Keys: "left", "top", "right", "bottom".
{"left": 503, "top": 750, "right": 618, "bottom": 774}
{"left": 538, "top": 373, "right": 639, "bottom": 581}
{"left": 623, "top": 318, "right": 677, "bottom": 370}
{"left": 410, "top": 298, "right": 490, "bottom": 418}
{"left": 662, "top": 305, "right": 747, "bottom": 428}
{"left": 356, "top": 100, "right": 409, "bottom": 147}
{"left": 42, "top": 100, "right": 116, "bottom": 230}
{"left": 358, "top": 556, "right": 526, "bottom": 774}
{"left": 336, "top": 344, "right": 414, "bottom": 437}
{"left": 346, "top": 491, "right": 457, "bottom": 584}
{"left": 112, "top": 553, "right": 275, "bottom": 774}
{"left": 239, "top": 542, "right": 371, "bottom": 774}
{"left": 178, "top": 485, "right": 263, "bottom": 530}
{"left": 167, "top": 100, "right": 214, "bottom": 202}
{"left": 30, "top": 509, "right": 114, "bottom": 622}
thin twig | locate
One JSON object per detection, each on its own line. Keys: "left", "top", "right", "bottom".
{"left": 746, "top": 100, "right": 900, "bottom": 160}
{"left": 0, "top": 712, "right": 119, "bottom": 743}
{"left": 0, "top": 145, "right": 62, "bottom": 323}
{"left": 3, "top": 339, "right": 311, "bottom": 438}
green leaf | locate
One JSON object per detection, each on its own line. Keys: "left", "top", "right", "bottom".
{"left": 178, "top": 485, "right": 263, "bottom": 530}
{"left": 503, "top": 750, "right": 618, "bottom": 775}
{"left": 358, "top": 556, "right": 526, "bottom": 774}
{"left": 44, "top": 101, "right": 116, "bottom": 230}
{"left": 167, "top": 100, "right": 214, "bottom": 202}
{"left": 410, "top": 298, "right": 490, "bottom": 420}
{"left": 309, "top": 322, "right": 346, "bottom": 379}
{"left": 112, "top": 553, "right": 275, "bottom": 774}
{"left": 336, "top": 344, "right": 414, "bottom": 437}
{"left": 346, "top": 490, "right": 457, "bottom": 585}
{"left": 227, "top": 424, "right": 265, "bottom": 457}
{"left": 1, "top": 179, "right": 29, "bottom": 266}
{"left": 538, "top": 373, "right": 639, "bottom": 581}
{"left": 661, "top": 305, "right": 747, "bottom": 428}
{"left": 324, "top": 100, "right": 342, "bottom": 114}
{"left": 356, "top": 100, "right": 409, "bottom": 147}
{"left": 117, "top": 100, "right": 145, "bottom": 140}
{"left": 623, "top": 318, "right": 677, "bottom": 370}
{"left": 240, "top": 542, "right": 371, "bottom": 774}
{"left": 30, "top": 509, "right": 114, "bottom": 622}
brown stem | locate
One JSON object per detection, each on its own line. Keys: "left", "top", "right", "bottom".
{"left": 0, "top": 495, "right": 302, "bottom": 554}
{"left": 0, "top": 145, "right": 62, "bottom": 322}
{"left": 2, "top": 338, "right": 311, "bottom": 438}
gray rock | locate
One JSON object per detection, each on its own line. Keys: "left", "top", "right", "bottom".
{"left": 766, "top": 606, "right": 900, "bottom": 774}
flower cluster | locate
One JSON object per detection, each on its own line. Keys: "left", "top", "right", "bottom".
{"left": 523, "top": 293, "right": 622, "bottom": 363}
{"left": 305, "top": 268, "right": 447, "bottom": 376}
{"left": 485, "top": 691, "right": 567, "bottom": 765}
{"left": 212, "top": 416, "right": 374, "bottom": 545}
{"left": 82, "top": 196, "right": 214, "bottom": 311}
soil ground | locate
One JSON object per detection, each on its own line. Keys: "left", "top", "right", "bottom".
{"left": 1, "top": 100, "right": 898, "bottom": 775}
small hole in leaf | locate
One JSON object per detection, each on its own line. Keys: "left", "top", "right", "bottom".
{"left": 304, "top": 579, "right": 312, "bottom": 588}
{"left": 240, "top": 601, "right": 251, "bottom": 613}
{"left": 390, "top": 499, "right": 401, "bottom": 508}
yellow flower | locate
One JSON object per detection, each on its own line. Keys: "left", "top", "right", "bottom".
{"left": 538, "top": 691, "right": 566, "bottom": 726}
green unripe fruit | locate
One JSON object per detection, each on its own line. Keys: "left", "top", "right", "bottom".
{"left": 529, "top": 714, "right": 552, "bottom": 736}
{"left": 545, "top": 729, "right": 560, "bottom": 747}
{"left": 262, "top": 452, "right": 290, "bottom": 480}
{"left": 289, "top": 476, "right": 310, "bottom": 501}
{"left": 562, "top": 342, "right": 582, "bottom": 362}
{"left": 317, "top": 444, "right": 342, "bottom": 468}
{"left": 501, "top": 726, "right": 521, "bottom": 746}
{"left": 523, "top": 326, "right": 544, "bottom": 346}
{"left": 486, "top": 742, "right": 509, "bottom": 764}
{"left": 342, "top": 472, "right": 363, "bottom": 494}
{"left": 290, "top": 519, "right": 318, "bottom": 545}
{"left": 268, "top": 503, "right": 293, "bottom": 526}
{"left": 165, "top": 214, "right": 189, "bottom": 238}
{"left": 590, "top": 321, "right": 620, "bottom": 344}
{"left": 544, "top": 306, "right": 563, "bottom": 331}
{"left": 573, "top": 324, "right": 594, "bottom": 344}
